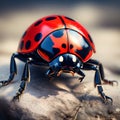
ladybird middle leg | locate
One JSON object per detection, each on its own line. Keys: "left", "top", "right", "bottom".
{"left": 94, "top": 67, "right": 113, "bottom": 103}
{"left": 82, "top": 63, "right": 113, "bottom": 103}
{"left": 86, "top": 59, "right": 118, "bottom": 86}
{"left": 12, "top": 59, "right": 31, "bottom": 101}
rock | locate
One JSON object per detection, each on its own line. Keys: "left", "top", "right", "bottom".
{"left": 0, "top": 58, "right": 120, "bottom": 120}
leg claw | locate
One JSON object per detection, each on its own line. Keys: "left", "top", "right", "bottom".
{"left": 103, "top": 79, "right": 118, "bottom": 86}
{"left": 78, "top": 77, "right": 84, "bottom": 82}
{"left": 103, "top": 95, "right": 113, "bottom": 104}
{"left": 12, "top": 93, "right": 21, "bottom": 102}
{"left": 111, "top": 80, "right": 118, "bottom": 86}
{"left": 0, "top": 80, "right": 10, "bottom": 86}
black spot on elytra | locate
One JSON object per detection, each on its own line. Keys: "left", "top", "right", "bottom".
{"left": 65, "top": 17, "right": 75, "bottom": 21}
{"left": 25, "top": 40, "right": 31, "bottom": 50}
{"left": 53, "top": 48, "right": 60, "bottom": 55}
{"left": 52, "top": 30, "right": 64, "bottom": 38}
{"left": 22, "top": 31, "right": 27, "bottom": 38}
{"left": 35, "top": 33, "right": 42, "bottom": 42}
{"left": 62, "top": 43, "right": 66, "bottom": 48}
{"left": 70, "top": 44, "right": 73, "bottom": 49}
{"left": 76, "top": 47, "right": 92, "bottom": 59}
{"left": 46, "top": 16, "right": 56, "bottom": 21}
{"left": 34, "top": 20, "right": 43, "bottom": 26}
{"left": 19, "top": 41, "right": 24, "bottom": 50}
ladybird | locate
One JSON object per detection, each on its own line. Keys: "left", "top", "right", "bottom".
{"left": 0, "top": 15, "right": 117, "bottom": 102}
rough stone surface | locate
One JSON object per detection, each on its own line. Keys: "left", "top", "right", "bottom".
{"left": 0, "top": 57, "right": 120, "bottom": 120}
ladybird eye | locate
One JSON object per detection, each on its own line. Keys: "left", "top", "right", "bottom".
{"left": 59, "top": 56, "right": 64, "bottom": 62}
{"left": 72, "top": 56, "right": 76, "bottom": 62}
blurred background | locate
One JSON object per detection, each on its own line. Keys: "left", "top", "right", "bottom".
{"left": 0, "top": 0, "right": 120, "bottom": 75}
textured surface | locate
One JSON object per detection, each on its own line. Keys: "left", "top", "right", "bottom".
{"left": 0, "top": 56, "right": 120, "bottom": 120}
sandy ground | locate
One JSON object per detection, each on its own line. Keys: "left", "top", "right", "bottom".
{"left": 0, "top": 1, "right": 120, "bottom": 120}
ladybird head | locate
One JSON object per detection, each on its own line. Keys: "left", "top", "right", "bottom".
{"left": 49, "top": 53, "right": 82, "bottom": 76}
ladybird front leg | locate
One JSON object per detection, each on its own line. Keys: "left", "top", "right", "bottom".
{"left": 74, "top": 63, "right": 85, "bottom": 82}
{"left": 46, "top": 65, "right": 61, "bottom": 79}
{"left": 45, "top": 68, "right": 55, "bottom": 79}
{"left": 75, "top": 69, "right": 85, "bottom": 82}
{"left": 0, "top": 53, "right": 17, "bottom": 86}
{"left": 12, "top": 60, "right": 30, "bottom": 101}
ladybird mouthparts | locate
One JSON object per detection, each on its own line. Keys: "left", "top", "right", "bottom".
{"left": 57, "top": 70, "right": 75, "bottom": 76}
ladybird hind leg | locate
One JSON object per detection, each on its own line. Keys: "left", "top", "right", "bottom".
{"left": 87, "top": 59, "right": 118, "bottom": 86}
{"left": 0, "top": 53, "right": 18, "bottom": 86}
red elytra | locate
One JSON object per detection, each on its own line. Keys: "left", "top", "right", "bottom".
{"left": 1, "top": 15, "right": 115, "bottom": 102}
{"left": 18, "top": 15, "right": 96, "bottom": 62}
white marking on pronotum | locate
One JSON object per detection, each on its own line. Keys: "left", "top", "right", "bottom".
{"left": 59, "top": 56, "right": 64, "bottom": 62}
{"left": 72, "top": 56, "right": 76, "bottom": 62}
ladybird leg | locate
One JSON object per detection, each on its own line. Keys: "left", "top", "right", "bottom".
{"left": 82, "top": 63, "right": 113, "bottom": 103}
{"left": 0, "top": 53, "right": 18, "bottom": 86}
{"left": 94, "top": 69, "right": 113, "bottom": 103}
{"left": 12, "top": 60, "right": 30, "bottom": 101}
{"left": 46, "top": 65, "right": 61, "bottom": 79}
{"left": 45, "top": 68, "right": 55, "bottom": 79}
{"left": 75, "top": 69, "right": 85, "bottom": 82}
{"left": 87, "top": 59, "right": 118, "bottom": 86}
